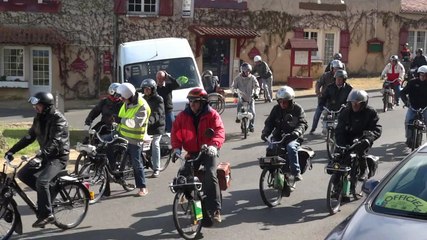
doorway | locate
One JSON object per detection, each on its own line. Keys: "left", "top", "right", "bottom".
{"left": 202, "top": 38, "right": 230, "bottom": 87}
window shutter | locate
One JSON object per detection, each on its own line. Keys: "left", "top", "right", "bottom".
{"left": 159, "top": 0, "right": 173, "bottom": 16}
{"left": 114, "top": 0, "right": 127, "bottom": 14}
{"left": 293, "top": 28, "right": 304, "bottom": 38}
{"left": 399, "top": 27, "right": 409, "bottom": 47}
{"left": 339, "top": 30, "right": 350, "bottom": 63}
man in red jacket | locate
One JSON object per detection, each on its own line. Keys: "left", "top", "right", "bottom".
{"left": 171, "top": 88, "right": 225, "bottom": 223}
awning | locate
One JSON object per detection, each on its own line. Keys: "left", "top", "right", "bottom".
{"left": 0, "top": 26, "right": 67, "bottom": 45}
{"left": 189, "top": 25, "right": 259, "bottom": 39}
{"left": 189, "top": 25, "right": 259, "bottom": 57}
{"left": 284, "top": 38, "right": 318, "bottom": 51}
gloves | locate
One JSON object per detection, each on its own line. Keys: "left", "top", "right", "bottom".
{"left": 261, "top": 133, "right": 268, "bottom": 142}
{"left": 253, "top": 94, "right": 259, "bottom": 100}
{"left": 4, "top": 152, "right": 13, "bottom": 163}
{"left": 206, "top": 145, "right": 218, "bottom": 157}
{"left": 172, "top": 148, "right": 182, "bottom": 163}
{"left": 355, "top": 139, "right": 370, "bottom": 154}
{"left": 233, "top": 93, "right": 238, "bottom": 98}
{"left": 85, "top": 119, "right": 92, "bottom": 126}
{"left": 27, "top": 157, "right": 42, "bottom": 169}
{"left": 283, "top": 132, "right": 299, "bottom": 142}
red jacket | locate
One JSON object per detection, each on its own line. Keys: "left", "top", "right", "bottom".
{"left": 171, "top": 105, "right": 225, "bottom": 153}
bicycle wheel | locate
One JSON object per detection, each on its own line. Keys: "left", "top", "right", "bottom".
{"left": 78, "top": 163, "right": 108, "bottom": 204}
{"left": 74, "top": 153, "right": 90, "bottom": 175}
{"left": 259, "top": 168, "right": 283, "bottom": 207}
{"left": 0, "top": 199, "right": 19, "bottom": 240}
{"left": 326, "top": 129, "right": 336, "bottom": 160}
{"left": 216, "top": 96, "right": 225, "bottom": 115}
{"left": 52, "top": 181, "right": 89, "bottom": 229}
{"left": 326, "top": 174, "right": 343, "bottom": 215}
{"left": 173, "top": 190, "right": 203, "bottom": 240}
{"left": 119, "top": 154, "right": 136, "bottom": 191}
{"left": 242, "top": 118, "right": 248, "bottom": 139}
{"left": 159, "top": 149, "right": 172, "bottom": 172}
{"left": 382, "top": 95, "right": 388, "bottom": 112}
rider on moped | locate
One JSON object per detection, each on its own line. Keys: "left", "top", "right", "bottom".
{"left": 400, "top": 65, "right": 427, "bottom": 147}
{"left": 335, "top": 90, "right": 382, "bottom": 181}
{"left": 261, "top": 86, "right": 308, "bottom": 181}
{"left": 320, "top": 70, "right": 353, "bottom": 112}
{"left": 381, "top": 55, "right": 405, "bottom": 106}
{"left": 231, "top": 62, "right": 260, "bottom": 132}
{"left": 171, "top": 88, "right": 225, "bottom": 223}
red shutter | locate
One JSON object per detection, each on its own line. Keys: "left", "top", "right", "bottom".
{"left": 114, "top": 0, "right": 127, "bottom": 14}
{"left": 159, "top": 0, "right": 173, "bottom": 16}
{"left": 339, "top": 30, "right": 350, "bottom": 63}
{"left": 293, "top": 28, "right": 304, "bottom": 38}
{"left": 399, "top": 27, "right": 409, "bottom": 47}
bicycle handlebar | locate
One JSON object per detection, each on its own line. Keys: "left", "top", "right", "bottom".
{"left": 409, "top": 106, "right": 427, "bottom": 114}
{"left": 323, "top": 105, "right": 346, "bottom": 114}
{"left": 95, "top": 124, "right": 128, "bottom": 145}
{"left": 172, "top": 145, "right": 209, "bottom": 164}
{"left": 4, "top": 155, "right": 31, "bottom": 170}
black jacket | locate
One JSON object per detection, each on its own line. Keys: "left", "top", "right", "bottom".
{"left": 410, "top": 55, "right": 427, "bottom": 69}
{"left": 85, "top": 96, "right": 122, "bottom": 126}
{"left": 262, "top": 102, "right": 308, "bottom": 140}
{"left": 400, "top": 78, "right": 427, "bottom": 109}
{"left": 144, "top": 92, "right": 166, "bottom": 135}
{"left": 335, "top": 105, "right": 382, "bottom": 146}
{"left": 320, "top": 83, "right": 353, "bottom": 111}
{"left": 9, "top": 106, "right": 70, "bottom": 163}
{"left": 157, "top": 74, "right": 180, "bottom": 113}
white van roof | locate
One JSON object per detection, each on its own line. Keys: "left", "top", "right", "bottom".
{"left": 119, "top": 38, "right": 195, "bottom": 66}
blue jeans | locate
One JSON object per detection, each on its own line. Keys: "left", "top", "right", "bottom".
{"left": 165, "top": 112, "right": 175, "bottom": 133}
{"left": 151, "top": 134, "right": 161, "bottom": 171}
{"left": 404, "top": 108, "right": 427, "bottom": 140}
{"left": 127, "top": 143, "right": 146, "bottom": 188}
{"left": 393, "top": 84, "right": 401, "bottom": 104}
{"left": 237, "top": 99, "right": 256, "bottom": 129}
{"left": 286, "top": 140, "right": 301, "bottom": 175}
{"left": 311, "top": 100, "right": 325, "bottom": 132}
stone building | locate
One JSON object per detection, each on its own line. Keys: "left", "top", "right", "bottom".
{"left": 0, "top": 0, "right": 426, "bottom": 106}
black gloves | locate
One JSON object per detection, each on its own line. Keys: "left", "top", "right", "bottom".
{"left": 355, "top": 139, "right": 370, "bottom": 155}
{"left": 4, "top": 152, "right": 13, "bottom": 162}
{"left": 261, "top": 133, "right": 268, "bottom": 142}
{"left": 283, "top": 132, "right": 299, "bottom": 142}
{"left": 85, "top": 119, "right": 92, "bottom": 126}
{"left": 253, "top": 94, "right": 259, "bottom": 100}
{"left": 233, "top": 93, "right": 238, "bottom": 98}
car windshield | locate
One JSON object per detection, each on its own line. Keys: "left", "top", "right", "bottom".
{"left": 372, "top": 152, "right": 427, "bottom": 219}
{"left": 124, "top": 57, "right": 201, "bottom": 90}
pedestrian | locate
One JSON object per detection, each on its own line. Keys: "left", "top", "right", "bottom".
{"left": 116, "top": 83, "right": 151, "bottom": 196}
{"left": 156, "top": 70, "right": 181, "bottom": 132}
{"left": 140, "top": 78, "right": 165, "bottom": 178}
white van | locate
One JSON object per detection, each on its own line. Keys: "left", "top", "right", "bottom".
{"left": 117, "top": 38, "right": 202, "bottom": 115}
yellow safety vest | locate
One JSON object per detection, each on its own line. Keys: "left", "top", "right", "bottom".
{"left": 118, "top": 97, "right": 151, "bottom": 141}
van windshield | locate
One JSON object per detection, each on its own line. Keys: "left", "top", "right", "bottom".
{"left": 124, "top": 57, "right": 201, "bottom": 90}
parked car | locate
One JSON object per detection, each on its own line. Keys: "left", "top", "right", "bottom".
{"left": 325, "top": 143, "right": 427, "bottom": 240}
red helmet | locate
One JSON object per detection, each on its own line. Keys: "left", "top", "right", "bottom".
{"left": 187, "top": 88, "right": 208, "bottom": 101}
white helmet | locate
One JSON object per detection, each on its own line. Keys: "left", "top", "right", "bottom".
{"left": 117, "top": 82, "right": 136, "bottom": 99}
{"left": 254, "top": 55, "right": 262, "bottom": 62}
{"left": 390, "top": 55, "right": 399, "bottom": 61}
{"left": 418, "top": 65, "right": 427, "bottom": 74}
{"left": 331, "top": 60, "right": 344, "bottom": 69}
{"left": 108, "top": 83, "right": 121, "bottom": 95}
{"left": 276, "top": 86, "right": 295, "bottom": 101}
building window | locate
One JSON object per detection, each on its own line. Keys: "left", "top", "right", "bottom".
{"left": 304, "top": 29, "right": 339, "bottom": 64}
{"left": 128, "top": 0, "right": 158, "bottom": 15}
{"left": 32, "top": 48, "right": 50, "bottom": 86}
{"left": 408, "top": 30, "right": 427, "bottom": 55}
{"left": 3, "top": 47, "right": 24, "bottom": 81}
{"left": 304, "top": 31, "right": 319, "bottom": 58}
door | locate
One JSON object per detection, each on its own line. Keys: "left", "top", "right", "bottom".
{"left": 202, "top": 38, "right": 230, "bottom": 87}
{"left": 30, "top": 47, "right": 52, "bottom": 96}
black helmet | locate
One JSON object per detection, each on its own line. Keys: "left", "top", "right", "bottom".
{"left": 140, "top": 78, "right": 157, "bottom": 91}
{"left": 417, "top": 48, "right": 423, "bottom": 55}
{"left": 28, "top": 92, "right": 54, "bottom": 106}
{"left": 334, "top": 70, "right": 348, "bottom": 80}
{"left": 333, "top": 53, "right": 342, "bottom": 60}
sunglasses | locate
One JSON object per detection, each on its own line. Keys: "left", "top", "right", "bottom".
{"left": 188, "top": 99, "right": 201, "bottom": 103}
